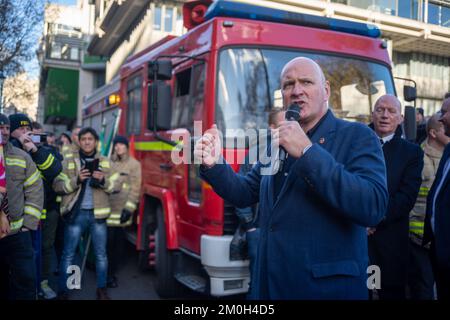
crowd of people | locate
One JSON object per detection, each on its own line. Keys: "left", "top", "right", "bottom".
{"left": 1, "top": 57, "right": 449, "bottom": 301}
{"left": 0, "top": 113, "right": 142, "bottom": 300}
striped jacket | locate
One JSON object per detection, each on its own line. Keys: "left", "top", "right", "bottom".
{"left": 409, "top": 140, "right": 443, "bottom": 245}
{"left": 52, "top": 151, "right": 120, "bottom": 219}
{"left": 107, "top": 153, "right": 142, "bottom": 227}
{"left": 3, "top": 142, "right": 44, "bottom": 235}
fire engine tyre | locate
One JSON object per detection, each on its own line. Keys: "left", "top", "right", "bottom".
{"left": 155, "top": 206, "right": 180, "bottom": 298}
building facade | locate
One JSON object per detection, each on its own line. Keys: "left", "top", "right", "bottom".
{"left": 47, "top": 0, "right": 450, "bottom": 129}
{"left": 37, "top": 0, "right": 106, "bottom": 133}
{"left": 272, "top": 0, "right": 450, "bottom": 114}
{"left": 87, "top": 0, "right": 185, "bottom": 83}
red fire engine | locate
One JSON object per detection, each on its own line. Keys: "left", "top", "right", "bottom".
{"left": 82, "top": 0, "right": 416, "bottom": 297}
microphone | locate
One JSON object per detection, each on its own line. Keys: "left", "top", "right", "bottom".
{"left": 278, "top": 103, "right": 301, "bottom": 172}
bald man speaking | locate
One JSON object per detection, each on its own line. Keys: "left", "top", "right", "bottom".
{"left": 195, "top": 57, "right": 388, "bottom": 299}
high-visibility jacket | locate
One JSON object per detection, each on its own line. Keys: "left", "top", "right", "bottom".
{"left": 61, "top": 143, "right": 79, "bottom": 157}
{"left": 107, "top": 153, "right": 142, "bottom": 227}
{"left": 409, "top": 140, "right": 443, "bottom": 245}
{"left": 2, "top": 142, "right": 44, "bottom": 235}
{"left": 52, "top": 151, "right": 120, "bottom": 219}
{"left": 9, "top": 138, "right": 63, "bottom": 221}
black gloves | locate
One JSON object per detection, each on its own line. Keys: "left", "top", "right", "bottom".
{"left": 89, "top": 177, "right": 105, "bottom": 188}
{"left": 120, "top": 209, "right": 132, "bottom": 224}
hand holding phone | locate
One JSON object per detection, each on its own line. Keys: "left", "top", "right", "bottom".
{"left": 31, "top": 134, "right": 47, "bottom": 144}
{"left": 78, "top": 169, "right": 91, "bottom": 184}
{"left": 84, "top": 158, "right": 99, "bottom": 174}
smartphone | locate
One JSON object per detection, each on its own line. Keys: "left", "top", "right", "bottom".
{"left": 31, "top": 134, "right": 47, "bottom": 144}
{"left": 84, "top": 158, "right": 99, "bottom": 174}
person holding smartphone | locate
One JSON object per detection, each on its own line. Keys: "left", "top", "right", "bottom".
{"left": 53, "top": 127, "right": 120, "bottom": 300}
{"left": 0, "top": 113, "right": 44, "bottom": 300}
{"left": 8, "top": 114, "right": 62, "bottom": 300}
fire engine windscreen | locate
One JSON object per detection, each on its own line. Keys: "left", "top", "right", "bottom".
{"left": 216, "top": 48, "right": 395, "bottom": 135}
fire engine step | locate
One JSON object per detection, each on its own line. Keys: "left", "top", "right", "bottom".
{"left": 175, "top": 274, "right": 206, "bottom": 292}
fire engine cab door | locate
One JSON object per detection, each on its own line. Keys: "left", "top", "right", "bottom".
{"left": 171, "top": 62, "right": 207, "bottom": 254}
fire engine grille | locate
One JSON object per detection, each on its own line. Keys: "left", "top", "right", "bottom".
{"left": 223, "top": 201, "right": 239, "bottom": 235}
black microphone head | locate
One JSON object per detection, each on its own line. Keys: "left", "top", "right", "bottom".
{"left": 285, "top": 103, "right": 301, "bottom": 121}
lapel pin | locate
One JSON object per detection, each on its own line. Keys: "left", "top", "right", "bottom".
{"left": 319, "top": 137, "right": 325, "bottom": 144}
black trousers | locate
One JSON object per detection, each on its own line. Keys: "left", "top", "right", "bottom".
{"left": 0, "top": 232, "right": 36, "bottom": 300}
{"left": 41, "top": 208, "right": 59, "bottom": 280}
{"left": 430, "top": 243, "right": 450, "bottom": 300}
{"left": 106, "top": 227, "right": 125, "bottom": 279}
{"left": 407, "top": 241, "right": 434, "bottom": 300}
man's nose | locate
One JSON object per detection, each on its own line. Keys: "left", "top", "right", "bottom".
{"left": 291, "top": 82, "right": 305, "bottom": 96}
{"left": 381, "top": 109, "right": 390, "bottom": 117}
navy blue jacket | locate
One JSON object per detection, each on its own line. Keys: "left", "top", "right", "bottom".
{"left": 368, "top": 126, "right": 423, "bottom": 287}
{"left": 201, "top": 111, "right": 388, "bottom": 299}
{"left": 424, "top": 143, "right": 450, "bottom": 269}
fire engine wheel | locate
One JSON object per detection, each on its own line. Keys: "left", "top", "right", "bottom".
{"left": 154, "top": 206, "right": 180, "bottom": 298}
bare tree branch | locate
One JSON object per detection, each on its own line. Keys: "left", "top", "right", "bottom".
{"left": 0, "top": 0, "right": 45, "bottom": 76}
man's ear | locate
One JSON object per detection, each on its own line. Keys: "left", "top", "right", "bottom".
{"left": 324, "top": 80, "right": 331, "bottom": 102}
{"left": 429, "top": 129, "right": 437, "bottom": 139}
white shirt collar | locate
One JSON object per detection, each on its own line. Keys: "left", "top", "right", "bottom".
{"left": 379, "top": 133, "right": 395, "bottom": 145}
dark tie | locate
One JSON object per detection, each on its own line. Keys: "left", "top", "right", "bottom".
{"left": 380, "top": 139, "right": 384, "bottom": 146}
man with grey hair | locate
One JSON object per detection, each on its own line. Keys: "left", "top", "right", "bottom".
{"left": 368, "top": 94, "right": 423, "bottom": 300}
{"left": 195, "top": 57, "right": 388, "bottom": 299}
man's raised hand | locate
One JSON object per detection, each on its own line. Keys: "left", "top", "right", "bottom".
{"left": 194, "top": 124, "right": 222, "bottom": 168}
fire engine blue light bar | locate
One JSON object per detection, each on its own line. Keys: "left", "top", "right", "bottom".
{"left": 204, "top": 0, "right": 381, "bottom": 38}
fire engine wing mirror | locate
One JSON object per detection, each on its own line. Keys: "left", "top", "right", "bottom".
{"left": 147, "top": 82, "right": 172, "bottom": 131}
{"left": 403, "top": 105, "right": 417, "bottom": 141}
{"left": 403, "top": 85, "right": 416, "bottom": 102}
{"left": 148, "top": 60, "right": 173, "bottom": 81}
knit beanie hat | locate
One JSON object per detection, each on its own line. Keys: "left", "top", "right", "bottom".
{"left": 9, "top": 113, "right": 31, "bottom": 133}
{"left": 113, "top": 135, "right": 129, "bottom": 148}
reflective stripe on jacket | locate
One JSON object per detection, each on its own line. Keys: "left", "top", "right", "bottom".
{"left": 53, "top": 151, "right": 119, "bottom": 219}
{"left": 3, "top": 142, "right": 44, "bottom": 235}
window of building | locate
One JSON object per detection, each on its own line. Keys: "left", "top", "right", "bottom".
{"left": 126, "top": 75, "right": 142, "bottom": 135}
{"left": 95, "top": 71, "right": 105, "bottom": 89}
{"left": 398, "top": 0, "right": 419, "bottom": 20}
{"left": 428, "top": 1, "right": 441, "bottom": 25}
{"left": 153, "top": 4, "right": 184, "bottom": 34}
{"left": 175, "top": 10, "right": 183, "bottom": 34}
{"left": 333, "top": 0, "right": 424, "bottom": 21}
{"left": 153, "top": 6, "right": 162, "bottom": 30}
{"left": 70, "top": 47, "right": 79, "bottom": 61}
{"left": 443, "top": 5, "right": 450, "bottom": 27}
{"left": 50, "top": 43, "right": 61, "bottom": 59}
{"left": 428, "top": 1, "right": 450, "bottom": 26}
{"left": 164, "top": 7, "right": 174, "bottom": 32}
